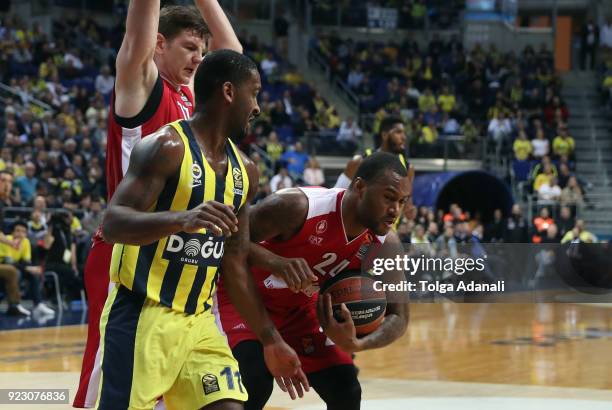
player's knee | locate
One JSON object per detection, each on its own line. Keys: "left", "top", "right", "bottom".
{"left": 326, "top": 379, "right": 361, "bottom": 410}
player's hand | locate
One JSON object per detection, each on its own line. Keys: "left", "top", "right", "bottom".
{"left": 180, "top": 201, "right": 238, "bottom": 236}
{"left": 317, "top": 293, "right": 362, "bottom": 353}
{"left": 270, "top": 256, "right": 318, "bottom": 293}
{"left": 262, "top": 333, "right": 303, "bottom": 378}
{"left": 274, "top": 369, "right": 310, "bottom": 400}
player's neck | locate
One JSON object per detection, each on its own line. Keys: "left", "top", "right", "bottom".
{"left": 190, "top": 112, "right": 228, "bottom": 158}
{"left": 341, "top": 191, "right": 367, "bottom": 240}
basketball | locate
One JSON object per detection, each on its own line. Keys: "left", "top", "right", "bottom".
{"left": 320, "top": 269, "right": 387, "bottom": 336}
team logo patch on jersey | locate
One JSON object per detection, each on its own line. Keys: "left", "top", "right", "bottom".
{"left": 316, "top": 220, "right": 328, "bottom": 234}
{"left": 202, "top": 374, "right": 220, "bottom": 395}
{"left": 191, "top": 163, "right": 203, "bottom": 188}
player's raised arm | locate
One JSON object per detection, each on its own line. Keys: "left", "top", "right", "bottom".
{"left": 114, "top": 0, "right": 160, "bottom": 110}
{"left": 101, "top": 127, "right": 238, "bottom": 245}
{"left": 195, "top": 0, "right": 242, "bottom": 53}
{"left": 221, "top": 160, "right": 307, "bottom": 383}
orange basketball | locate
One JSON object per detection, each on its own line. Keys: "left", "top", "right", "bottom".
{"left": 320, "top": 269, "right": 386, "bottom": 336}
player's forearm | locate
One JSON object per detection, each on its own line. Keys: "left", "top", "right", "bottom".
{"left": 102, "top": 205, "right": 184, "bottom": 245}
{"left": 356, "top": 308, "right": 408, "bottom": 351}
{"left": 222, "top": 258, "right": 281, "bottom": 345}
{"left": 247, "top": 242, "right": 279, "bottom": 271}
{"left": 195, "top": 0, "right": 242, "bottom": 53}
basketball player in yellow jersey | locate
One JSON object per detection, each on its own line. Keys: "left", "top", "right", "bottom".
{"left": 335, "top": 116, "right": 416, "bottom": 225}
{"left": 98, "top": 50, "right": 307, "bottom": 410}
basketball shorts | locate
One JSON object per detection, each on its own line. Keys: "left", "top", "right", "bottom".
{"left": 96, "top": 284, "right": 247, "bottom": 410}
{"left": 219, "top": 298, "right": 353, "bottom": 374}
{"left": 74, "top": 239, "right": 113, "bottom": 408}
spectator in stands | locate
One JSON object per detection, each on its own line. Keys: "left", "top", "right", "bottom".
{"left": 560, "top": 176, "right": 584, "bottom": 207}
{"left": 347, "top": 64, "right": 364, "bottom": 89}
{"left": 270, "top": 167, "right": 293, "bottom": 192}
{"left": 260, "top": 51, "right": 278, "bottom": 78}
{"left": 488, "top": 111, "right": 512, "bottom": 150}
{"left": 544, "top": 96, "right": 569, "bottom": 126}
{"left": 437, "top": 85, "right": 456, "bottom": 113}
{"left": 1, "top": 220, "right": 55, "bottom": 317}
{"left": 336, "top": 116, "right": 362, "bottom": 154}
{"left": 265, "top": 131, "right": 284, "bottom": 165}
{"left": 533, "top": 162, "right": 555, "bottom": 192}
{"left": 303, "top": 158, "right": 325, "bottom": 186}
{"left": 485, "top": 209, "right": 505, "bottom": 242}
{"left": 14, "top": 161, "right": 37, "bottom": 205}
{"left": 531, "top": 129, "right": 550, "bottom": 159}
{"left": 580, "top": 19, "right": 599, "bottom": 70}
{"left": 418, "top": 87, "right": 436, "bottom": 112}
{"left": 42, "top": 210, "right": 81, "bottom": 301}
{"left": 537, "top": 176, "right": 562, "bottom": 204}
{"left": 281, "top": 141, "right": 309, "bottom": 176}
{"left": 561, "top": 220, "right": 597, "bottom": 243}
{"left": 556, "top": 206, "right": 575, "bottom": 237}
{"left": 513, "top": 131, "right": 532, "bottom": 160}
{"left": 504, "top": 204, "right": 528, "bottom": 243}
{"left": 552, "top": 125, "right": 575, "bottom": 159}
{"left": 94, "top": 65, "right": 114, "bottom": 101}
{"left": 461, "top": 118, "right": 479, "bottom": 143}
{"left": 540, "top": 223, "right": 560, "bottom": 243}
{"left": 441, "top": 112, "right": 460, "bottom": 135}
{"left": 533, "top": 207, "right": 554, "bottom": 243}
{"left": 81, "top": 197, "right": 103, "bottom": 237}
{"left": 434, "top": 225, "right": 458, "bottom": 257}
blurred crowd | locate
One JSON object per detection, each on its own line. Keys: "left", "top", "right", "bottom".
{"left": 397, "top": 201, "right": 597, "bottom": 250}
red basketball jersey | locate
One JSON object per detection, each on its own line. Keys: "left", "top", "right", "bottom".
{"left": 217, "top": 187, "right": 387, "bottom": 318}
{"left": 106, "top": 74, "right": 194, "bottom": 201}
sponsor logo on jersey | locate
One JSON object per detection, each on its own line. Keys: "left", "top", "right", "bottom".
{"left": 232, "top": 167, "right": 244, "bottom": 195}
{"left": 163, "top": 233, "right": 224, "bottom": 265}
{"left": 308, "top": 235, "right": 323, "bottom": 246}
{"left": 301, "top": 336, "right": 315, "bottom": 355}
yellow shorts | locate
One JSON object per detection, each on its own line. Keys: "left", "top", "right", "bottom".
{"left": 96, "top": 284, "right": 247, "bottom": 410}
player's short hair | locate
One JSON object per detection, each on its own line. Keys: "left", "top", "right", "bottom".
{"left": 379, "top": 116, "right": 404, "bottom": 135}
{"left": 193, "top": 49, "right": 258, "bottom": 106}
{"left": 158, "top": 5, "right": 210, "bottom": 41}
{"left": 353, "top": 152, "right": 408, "bottom": 185}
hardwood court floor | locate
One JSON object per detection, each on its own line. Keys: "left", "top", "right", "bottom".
{"left": 1, "top": 303, "right": 612, "bottom": 409}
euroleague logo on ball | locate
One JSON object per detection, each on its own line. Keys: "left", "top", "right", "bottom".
{"left": 316, "top": 220, "right": 328, "bottom": 234}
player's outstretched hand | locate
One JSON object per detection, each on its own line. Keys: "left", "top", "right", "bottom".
{"left": 270, "top": 256, "right": 318, "bottom": 293}
{"left": 181, "top": 201, "right": 238, "bottom": 236}
{"left": 317, "top": 293, "right": 363, "bottom": 353}
{"left": 274, "top": 368, "right": 310, "bottom": 400}
{"left": 263, "top": 336, "right": 303, "bottom": 378}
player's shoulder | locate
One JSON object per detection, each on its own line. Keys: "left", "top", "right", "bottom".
{"left": 130, "top": 125, "right": 184, "bottom": 171}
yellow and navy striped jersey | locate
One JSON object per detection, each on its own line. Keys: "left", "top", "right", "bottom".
{"left": 364, "top": 148, "right": 409, "bottom": 230}
{"left": 109, "top": 120, "right": 250, "bottom": 315}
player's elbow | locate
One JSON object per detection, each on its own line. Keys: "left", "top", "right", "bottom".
{"left": 101, "top": 207, "right": 121, "bottom": 244}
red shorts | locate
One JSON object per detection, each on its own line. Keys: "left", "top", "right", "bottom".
{"left": 73, "top": 238, "right": 113, "bottom": 408}
{"left": 218, "top": 296, "right": 353, "bottom": 374}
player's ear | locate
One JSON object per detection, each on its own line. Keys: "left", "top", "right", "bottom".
{"left": 222, "top": 82, "right": 234, "bottom": 104}
{"left": 353, "top": 177, "right": 366, "bottom": 198}
{"left": 155, "top": 33, "right": 166, "bottom": 54}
